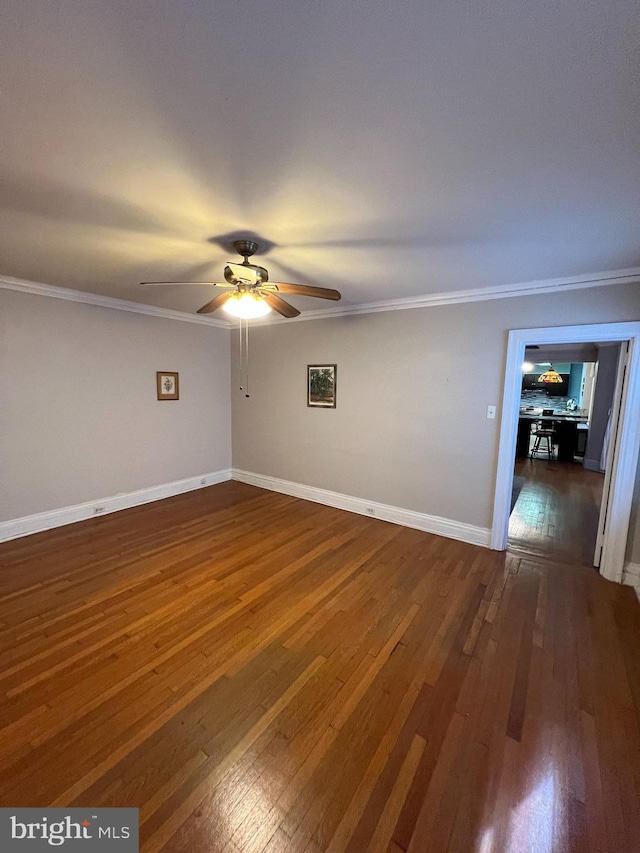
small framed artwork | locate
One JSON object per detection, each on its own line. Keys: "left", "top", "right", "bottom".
{"left": 307, "top": 364, "right": 336, "bottom": 408}
{"left": 157, "top": 371, "right": 179, "bottom": 400}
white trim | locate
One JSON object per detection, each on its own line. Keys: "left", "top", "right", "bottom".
{"left": 623, "top": 561, "right": 640, "bottom": 582}
{"left": 253, "top": 266, "right": 640, "bottom": 324}
{"left": 232, "top": 468, "right": 491, "bottom": 547}
{"left": 623, "top": 562, "right": 640, "bottom": 603}
{"left": 0, "top": 275, "right": 229, "bottom": 328}
{"left": 0, "top": 469, "right": 232, "bottom": 543}
{"left": 2, "top": 266, "right": 639, "bottom": 327}
{"left": 491, "top": 322, "right": 640, "bottom": 585}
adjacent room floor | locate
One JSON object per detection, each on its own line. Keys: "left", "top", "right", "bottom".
{"left": 509, "top": 458, "right": 604, "bottom": 567}
{"left": 0, "top": 482, "right": 639, "bottom": 852}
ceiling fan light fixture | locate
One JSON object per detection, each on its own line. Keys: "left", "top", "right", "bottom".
{"left": 143, "top": 237, "right": 340, "bottom": 318}
{"left": 222, "top": 291, "right": 271, "bottom": 319}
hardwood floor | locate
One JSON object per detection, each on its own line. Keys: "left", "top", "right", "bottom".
{"left": 509, "top": 458, "right": 604, "bottom": 566}
{"left": 1, "top": 481, "right": 639, "bottom": 851}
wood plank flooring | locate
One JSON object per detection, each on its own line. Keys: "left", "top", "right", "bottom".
{"left": 1, "top": 481, "right": 639, "bottom": 851}
{"left": 509, "top": 459, "right": 604, "bottom": 566}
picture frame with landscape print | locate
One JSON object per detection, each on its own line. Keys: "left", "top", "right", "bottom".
{"left": 157, "top": 371, "right": 179, "bottom": 400}
{"left": 307, "top": 364, "right": 336, "bottom": 408}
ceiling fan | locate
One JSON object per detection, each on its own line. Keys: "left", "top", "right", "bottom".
{"left": 142, "top": 239, "right": 341, "bottom": 319}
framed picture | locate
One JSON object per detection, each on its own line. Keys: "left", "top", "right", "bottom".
{"left": 307, "top": 364, "right": 336, "bottom": 408}
{"left": 157, "top": 371, "right": 179, "bottom": 400}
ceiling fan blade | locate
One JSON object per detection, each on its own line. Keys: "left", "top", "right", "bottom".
{"left": 269, "top": 282, "right": 341, "bottom": 301}
{"left": 261, "top": 292, "right": 301, "bottom": 318}
{"left": 197, "top": 291, "right": 234, "bottom": 314}
{"left": 142, "top": 281, "right": 234, "bottom": 287}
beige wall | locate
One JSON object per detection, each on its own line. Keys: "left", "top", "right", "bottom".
{"left": 231, "top": 283, "right": 640, "bottom": 560}
{"left": 3, "top": 284, "right": 638, "bottom": 563}
{"left": 1, "top": 289, "right": 231, "bottom": 521}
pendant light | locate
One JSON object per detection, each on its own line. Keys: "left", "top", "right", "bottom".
{"left": 537, "top": 364, "right": 563, "bottom": 383}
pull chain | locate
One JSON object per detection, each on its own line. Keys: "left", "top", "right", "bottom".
{"left": 239, "top": 318, "right": 244, "bottom": 391}
{"left": 238, "top": 318, "right": 250, "bottom": 397}
{"left": 244, "top": 318, "right": 250, "bottom": 397}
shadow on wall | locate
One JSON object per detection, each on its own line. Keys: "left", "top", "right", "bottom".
{"left": 584, "top": 344, "right": 620, "bottom": 472}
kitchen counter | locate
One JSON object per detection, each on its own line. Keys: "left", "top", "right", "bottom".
{"left": 519, "top": 408, "right": 588, "bottom": 421}
{"left": 517, "top": 412, "right": 589, "bottom": 460}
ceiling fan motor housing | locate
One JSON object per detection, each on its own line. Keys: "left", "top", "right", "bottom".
{"left": 224, "top": 262, "right": 269, "bottom": 286}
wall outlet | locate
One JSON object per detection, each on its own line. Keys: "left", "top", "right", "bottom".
{"left": 93, "top": 505, "right": 105, "bottom": 514}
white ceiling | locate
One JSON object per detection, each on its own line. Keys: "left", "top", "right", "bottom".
{"left": 526, "top": 343, "right": 599, "bottom": 363}
{"left": 1, "top": 0, "right": 639, "bottom": 317}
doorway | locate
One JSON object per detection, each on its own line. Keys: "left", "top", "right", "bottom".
{"left": 491, "top": 322, "right": 640, "bottom": 584}
{"left": 508, "top": 344, "right": 611, "bottom": 566}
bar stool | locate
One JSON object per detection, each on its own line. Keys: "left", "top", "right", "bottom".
{"left": 531, "top": 420, "right": 556, "bottom": 460}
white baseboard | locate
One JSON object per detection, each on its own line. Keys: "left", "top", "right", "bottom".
{"left": 0, "top": 469, "right": 232, "bottom": 543}
{"left": 622, "top": 562, "right": 640, "bottom": 603}
{"left": 623, "top": 561, "right": 640, "bottom": 580}
{"left": 232, "top": 468, "right": 491, "bottom": 548}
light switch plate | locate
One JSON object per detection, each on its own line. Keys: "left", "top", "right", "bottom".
{"left": 487, "top": 405, "right": 496, "bottom": 419}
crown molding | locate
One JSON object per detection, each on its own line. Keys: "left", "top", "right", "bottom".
{"left": 255, "top": 265, "right": 640, "bottom": 325}
{"left": 2, "top": 265, "right": 639, "bottom": 328}
{"left": 0, "top": 274, "right": 230, "bottom": 328}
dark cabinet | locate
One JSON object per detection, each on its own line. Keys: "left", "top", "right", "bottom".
{"left": 516, "top": 419, "right": 532, "bottom": 457}
{"left": 554, "top": 420, "right": 578, "bottom": 461}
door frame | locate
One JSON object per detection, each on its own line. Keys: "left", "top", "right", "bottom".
{"left": 490, "top": 321, "right": 640, "bottom": 583}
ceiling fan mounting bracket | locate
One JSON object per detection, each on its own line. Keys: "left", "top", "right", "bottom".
{"left": 232, "top": 239, "right": 259, "bottom": 261}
